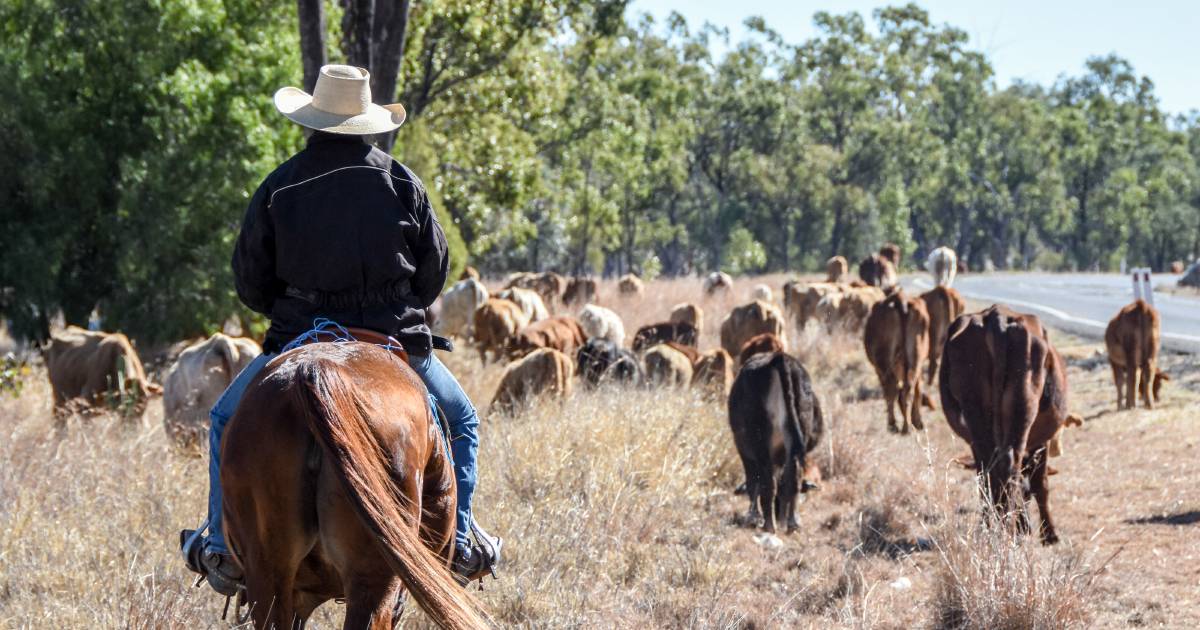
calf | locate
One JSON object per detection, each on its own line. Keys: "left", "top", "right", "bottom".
{"left": 919, "top": 285, "right": 966, "bottom": 384}
{"left": 642, "top": 343, "right": 694, "bottom": 388}
{"left": 1105, "top": 299, "right": 1168, "bottom": 410}
{"left": 692, "top": 349, "right": 734, "bottom": 398}
{"left": 576, "top": 338, "right": 641, "bottom": 387}
{"left": 863, "top": 291, "right": 930, "bottom": 434}
{"left": 632, "top": 321, "right": 698, "bottom": 353}
{"left": 490, "top": 348, "right": 574, "bottom": 414}
{"left": 728, "top": 352, "right": 824, "bottom": 533}
{"left": 738, "top": 333, "right": 785, "bottom": 366}
{"left": 720, "top": 300, "right": 787, "bottom": 358}
{"left": 940, "top": 305, "right": 1078, "bottom": 544}
{"left": 826, "top": 256, "right": 849, "bottom": 283}
{"left": 857, "top": 254, "right": 897, "bottom": 290}
{"left": 44, "top": 326, "right": 161, "bottom": 415}
{"left": 507, "top": 315, "right": 587, "bottom": 359}
{"left": 473, "top": 298, "right": 530, "bottom": 363}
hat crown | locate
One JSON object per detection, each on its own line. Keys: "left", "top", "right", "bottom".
{"left": 311, "top": 64, "right": 371, "bottom": 116}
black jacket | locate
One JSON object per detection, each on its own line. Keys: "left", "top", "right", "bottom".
{"left": 233, "top": 132, "right": 448, "bottom": 355}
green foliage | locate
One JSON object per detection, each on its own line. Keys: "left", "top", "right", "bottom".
{"left": 3, "top": 1, "right": 1200, "bottom": 344}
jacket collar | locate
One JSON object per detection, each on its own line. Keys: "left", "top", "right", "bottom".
{"left": 306, "top": 131, "right": 370, "bottom": 148}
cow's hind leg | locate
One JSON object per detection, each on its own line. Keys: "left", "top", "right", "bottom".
{"left": 908, "top": 377, "right": 925, "bottom": 431}
{"left": 1028, "top": 449, "right": 1058, "bottom": 544}
{"left": 758, "top": 475, "right": 778, "bottom": 534}
{"left": 880, "top": 373, "right": 900, "bottom": 433}
{"left": 1139, "top": 362, "right": 1155, "bottom": 410}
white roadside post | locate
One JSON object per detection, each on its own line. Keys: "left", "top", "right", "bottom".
{"left": 1131, "top": 267, "right": 1154, "bottom": 306}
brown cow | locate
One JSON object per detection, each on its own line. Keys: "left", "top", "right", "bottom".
{"left": 473, "top": 298, "right": 530, "bottom": 363}
{"left": 44, "top": 326, "right": 161, "bottom": 414}
{"left": 738, "top": 333, "right": 784, "bottom": 366}
{"left": 1105, "top": 299, "right": 1168, "bottom": 410}
{"left": 720, "top": 300, "right": 787, "bottom": 358}
{"left": 858, "top": 254, "right": 897, "bottom": 290}
{"left": 507, "top": 315, "right": 587, "bottom": 359}
{"left": 692, "top": 349, "right": 734, "bottom": 398}
{"left": 940, "top": 305, "right": 1080, "bottom": 544}
{"left": 618, "top": 273, "right": 644, "bottom": 298}
{"left": 562, "top": 277, "right": 598, "bottom": 307}
{"left": 669, "top": 302, "right": 704, "bottom": 334}
{"left": 826, "top": 256, "right": 849, "bottom": 283}
{"left": 632, "top": 321, "right": 699, "bottom": 353}
{"left": 642, "top": 343, "right": 694, "bottom": 388}
{"left": 728, "top": 352, "right": 823, "bottom": 533}
{"left": 490, "top": 348, "right": 574, "bottom": 414}
{"left": 879, "top": 243, "right": 902, "bottom": 270}
{"left": 919, "top": 285, "right": 966, "bottom": 384}
{"left": 863, "top": 292, "right": 930, "bottom": 434}
{"left": 459, "top": 265, "right": 480, "bottom": 281}
{"left": 505, "top": 272, "right": 564, "bottom": 309}
{"left": 1170, "top": 261, "right": 1185, "bottom": 274}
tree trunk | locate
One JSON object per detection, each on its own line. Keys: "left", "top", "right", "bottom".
{"left": 369, "top": 0, "right": 411, "bottom": 152}
{"left": 341, "top": 0, "right": 374, "bottom": 68}
{"left": 297, "top": 0, "right": 327, "bottom": 93}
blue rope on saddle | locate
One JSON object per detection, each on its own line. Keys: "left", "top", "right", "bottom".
{"left": 282, "top": 318, "right": 455, "bottom": 462}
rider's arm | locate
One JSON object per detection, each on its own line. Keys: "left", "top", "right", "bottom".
{"left": 232, "top": 182, "right": 283, "bottom": 316}
{"left": 403, "top": 170, "right": 449, "bottom": 310}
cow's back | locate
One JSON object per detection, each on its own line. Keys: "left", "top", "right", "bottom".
{"left": 728, "top": 353, "right": 822, "bottom": 470}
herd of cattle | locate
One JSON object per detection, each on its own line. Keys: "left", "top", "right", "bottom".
{"left": 35, "top": 243, "right": 1170, "bottom": 544}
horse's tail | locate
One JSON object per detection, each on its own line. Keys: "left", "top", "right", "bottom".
{"left": 294, "top": 358, "right": 488, "bottom": 630}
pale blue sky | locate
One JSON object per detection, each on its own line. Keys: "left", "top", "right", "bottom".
{"left": 630, "top": 1, "right": 1199, "bottom": 115}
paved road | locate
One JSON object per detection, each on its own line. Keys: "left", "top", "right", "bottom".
{"left": 907, "top": 272, "right": 1200, "bottom": 353}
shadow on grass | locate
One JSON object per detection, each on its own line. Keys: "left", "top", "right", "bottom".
{"left": 1125, "top": 510, "right": 1200, "bottom": 526}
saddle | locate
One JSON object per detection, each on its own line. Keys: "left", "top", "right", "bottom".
{"left": 289, "top": 325, "right": 409, "bottom": 363}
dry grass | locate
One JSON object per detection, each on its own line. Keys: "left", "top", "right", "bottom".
{"left": 1, "top": 275, "right": 1198, "bottom": 628}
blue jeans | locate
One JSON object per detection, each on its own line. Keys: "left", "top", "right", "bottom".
{"left": 204, "top": 351, "right": 479, "bottom": 554}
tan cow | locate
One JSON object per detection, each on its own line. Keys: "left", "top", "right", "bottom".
{"left": 720, "top": 300, "right": 787, "bottom": 358}
{"left": 836, "top": 285, "right": 886, "bottom": 332}
{"left": 692, "top": 348, "right": 735, "bottom": 398}
{"left": 669, "top": 302, "right": 704, "bottom": 333}
{"left": 643, "top": 343, "right": 694, "bottom": 388}
{"left": 919, "top": 285, "right": 966, "bottom": 384}
{"left": 473, "top": 298, "right": 530, "bottom": 363}
{"left": 506, "top": 316, "right": 587, "bottom": 359}
{"left": 618, "top": 273, "right": 645, "bottom": 298}
{"left": 163, "top": 333, "right": 261, "bottom": 448}
{"left": 44, "top": 326, "right": 161, "bottom": 415}
{"left": 826, "top": 256, "right": 849, "bottom": 283}
{"left": 1105, "top": 299, "right": 1168, "bottom": 410}
{"left": 490, "top": 348, "right": 574, "bottom": 414}
{"left": 863, "top": 292, "right": 930, "bottom": 434}
{"left": 459, "top": 265, "right": 480, "bottom": 281}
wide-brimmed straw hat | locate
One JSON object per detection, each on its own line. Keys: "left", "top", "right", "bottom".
{"left": 273, "top": 64, "right": 406, "bottom": 135}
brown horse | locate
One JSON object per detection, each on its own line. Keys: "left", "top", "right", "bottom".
{"left": 220, "top": 341, "right": 487, "bottom": 629}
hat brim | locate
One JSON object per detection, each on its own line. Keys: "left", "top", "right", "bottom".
{"left": 274, "top": 86, "right": 406, "bottom": 135}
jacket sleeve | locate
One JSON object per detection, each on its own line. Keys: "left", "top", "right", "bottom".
{"left": 406, "top": 173, "right": 450, "bottom": 309}
{"left": 232, "top": 182, "right": 283, "bottom": 315}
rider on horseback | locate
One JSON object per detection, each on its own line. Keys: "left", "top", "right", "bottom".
{"left": 182, "top": 65, "right": 500, "bottom": 596}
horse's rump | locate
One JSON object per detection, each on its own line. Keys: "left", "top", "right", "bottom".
{"left": 220, "top": 342, "right": 486, "bottom": 629}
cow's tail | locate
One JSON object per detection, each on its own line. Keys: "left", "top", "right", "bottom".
{"left": 779, "top": 356, "right": 813, "bottom": 487}
{"left": 983, "top": 308, "right": 1009, "bottom": 427}
{"left": 293, "top": 358, "right": 488, "bottom": 630}
{"left": 211, "top": 333, "right": 243, "bottom": 377}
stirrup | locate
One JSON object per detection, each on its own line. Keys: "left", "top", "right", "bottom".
{"left": 180, "top": 528, "right": 206, "bottom": 575}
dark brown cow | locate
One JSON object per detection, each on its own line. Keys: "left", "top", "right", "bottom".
{"left": 506, "top": 315, "right": 587, "bottom": 359}
{"left": 863, "top": 291, "right": 930, "bottom": 434}
{"left": 1105, "top": 299, "right": 1168, "bottom": 410}
{"left": 879, "top": 243, "right": 902, "bottom": 270}
{"left": 919, "top": 285, "right": 966, "bottom": 384}
{"left": 562, "top": 277, "right": 598, "bottom": 307}
{"left": 44, "top": 326, "right": 162, "bottom": 414}
{"left": 858, "top": 254, "right": 897, "bottom": 290}
{"left": 738, "top": 333, "right": 785, "bottom": 366}
{"left": 576, "top": 338, "right": 641, "bottom": 387}
{"left": 940, "top": 305, "right": 1080, "bottom": 544}
{"left": 632, "top": 321, "right": 698, "bottom": 353}
{"left": 728, "top": 352, "right": 823, "bottom": 534}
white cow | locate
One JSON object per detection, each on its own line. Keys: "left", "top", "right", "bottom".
{"left": 578, "top": 304, "right": 626, "bottom": 346}
{"left": 751, "top": 283, "right": 773, "bottom": 303}
{"left": 703, "top": 271, "right": 734, "bottom": 295}
{"left": 495, "top": 287, "right": 549, "bottom": 323}
{"left": 926, "top": 246, "right": 958, "bottom": 287}
{"left": 435, "top": 278, "right": 489, "bottom": 339}
{"left": 163, "top": 333, "right": 261, "bottom": 449}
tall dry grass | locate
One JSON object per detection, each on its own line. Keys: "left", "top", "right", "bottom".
{"left": 2, "top": 274, "right": 1195, "bottom": 628}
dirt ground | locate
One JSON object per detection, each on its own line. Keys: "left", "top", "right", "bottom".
{"left": 0, "top": 275, "right": 1197, "bottom": 628}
